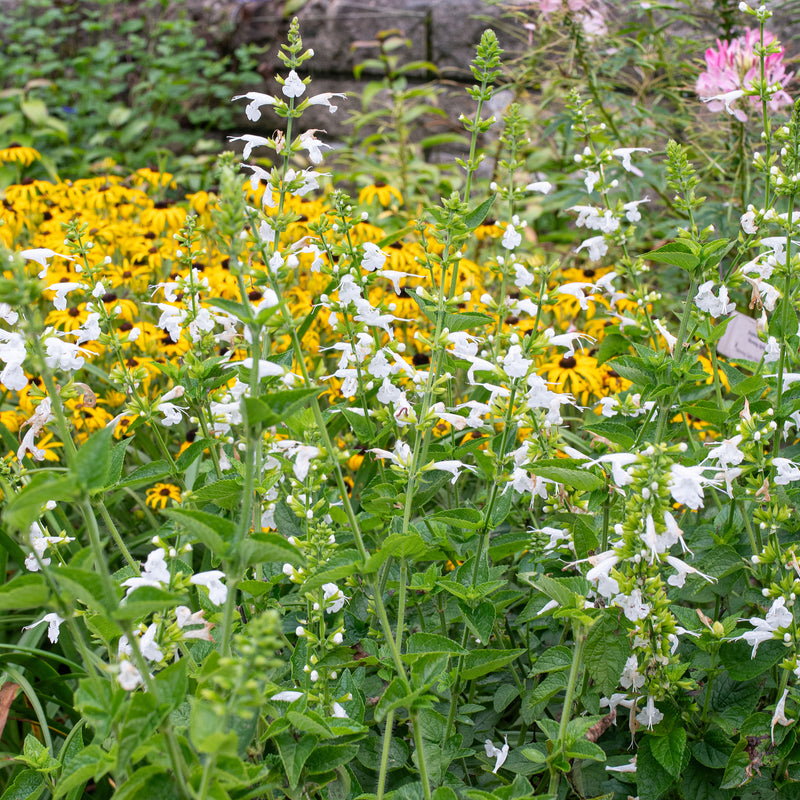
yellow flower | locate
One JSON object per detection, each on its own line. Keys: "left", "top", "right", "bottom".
{"left": 0, "top": 144, "right": 40, "bottom": 166}
{"left": 358, "top": 183, "right": 403, "bottom": 207}
{"left": 146, "top": 483, "right": 182, "bottom": 510}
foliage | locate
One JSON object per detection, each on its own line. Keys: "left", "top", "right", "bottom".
{"left": 5, "top": 4, "right": 800, "bottom": 800}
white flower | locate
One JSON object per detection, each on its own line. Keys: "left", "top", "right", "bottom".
{"left": 705, "top": 435, "right": 744, "bottom": 469}
{"left": 361, "top": 241, "right": 387, "bottom": 272}
{"left": 620, "top": 654, "right": 645, "bottom": 691}
{"left": 694, "top": 281, "right": 735, "bottom": 317}
{"left": 306, "top": 92, "right": 347, "bottom": 113}
{"left": 654, "top": 319, "right": 677, "bottom": 355}
{"left": 322, "top": 582, "right": 347, "bottom": 613}
{"left": 46, "top": 281, "right": 86, "bottom": 311}
{"left": 636, "top": 696, "right": 664, "bottom": 730}
{"left": 430, "top": 459, "right": 477, "bottom": 485}
{"left": 737, "top": 596, "right": 794, "bottom": 657}
{"left": 139, "top": 623, "right": 163, "bottom": 662}
{"left": 272, "top": 690, "right": 304, "bottom": 703}
{"left": 586, "top": 551, "right": 620, "bottom": 599}
{"left": 664, "top": 555, "right": 716, "bottom": 588}
{"left": 668, "top": 463, "right": 715, "bottom": 510}
{"left": 281, "top": 70, "right": 306, "bottom": 98}
{"left": 503, "top": 344, "right": 532, "bottom": 379}
{"left": 623, "top": 198, "right": 649, "bottom": 222}
{"left": 615, "top": 588, "right": 650, "bottom": 622}
{"left": 774, "top": 458, "right": 800, "bottom": 485}
{"left": 191, "top": 570, "right": 228, "bottom": 606}
{"left": 232, "top": 91, "right": 278, "bottom": 121}
{"left": 612, "top": 147, "right": 652, "bottom": 175}
{"left": 524, "top": 180, "right": 552, "bottom": 194}
{"left": 20, "top": 248, "right": 75, "bottom": 279}
{"left": 484, "top": 736, "right": 509, "bottom": 773}
{"left": 23, "top": 612, "right": 65, "bottom": 643}
{"left": 574, "top": 235, "right": 608, "bottom": 261}
{"left": 297, "top": 129, "right": 330, "bottom": 164}
{"left": 44, "top": 336, "right": 88, "bottom": 372}
{"left": 741, "top": 208, "right": 759, "bottom": 235}
{"left": 700, "top": 89, "right": 747, "bottom": 122}
{"left": 501, "top": 222, "right": 522, "bottom": 250}
{"left": 227, "top": 134, "right": 271, "bottom": 160}
{"left": 122, "top": 549, "right": 171, "bottom": 597}
{"left": 118, "top": 659, "right": 143, "bottom": 691}
{"left": 772, "top": 688, "right": 794, "bottom": 744}
{"left": 175, "top": 606, "right": 214, "bottom": 641}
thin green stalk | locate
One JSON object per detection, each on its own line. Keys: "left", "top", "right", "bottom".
{"left": 376, "top": 710, "right": 395, "bottom": 800}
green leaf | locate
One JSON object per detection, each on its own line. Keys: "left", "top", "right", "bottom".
{"left": 191, "top": 478, "right": 242, "bottom": 511}
{"left": 529, "top": 645, "right": 572, "bottom": 675}
{"left": 770, "top": 298, "right": 800, "bottom": 341}
{"left": 719, "top": 639, "right": 783, "bottom": 680}
{"left": 584, "top": 610, "right": 629, "bottom": 697}
{"left": 0, "top": 573, "right": 49, "bottom": 611}
{"left": 3, "top": 473, "right": 80, "bottom": 533}
{"left": 287, "top": 710, "right": 334, "bottom": 739}
{"left": 585, "top": 420, "right": 637, "bottom": 449}
{"left": 116, "top": 460, "right": 172, "bottom": 489}
{"left": 720, "top": 739, "right": 750, "bottom": 790}
{"left": 206, "top": 296, "right": 254, "bottom": 324}
{"left": 691, "top": 728, "right": 733, "bottom": 769}
{"left": 244, "top": 387, "right": 323, "bottom": 426}
{"left": 114, "top": 586, "right": 186, "bottom": 621}
{"left": 596, "top": 332, "right": 631, "bottom": 365}
{"left": 190, "top": 698, "right": 238, "bottom": 756}
{"left": 464, "top": 194, "right": 496, "bottom": 230}
{"left": 21, "top": 98, "right": 50, "bottom": 126}
{"left": 53, "top": 745, "right": 113, "bottom": 799}
{"left": 155, "top": 658, "right": 188, "bottom": 712}
{"left": 373, "top": 677, "right": 429, "bottom": 722}
{"left": 305, "top": 743, "right": 360, "bottom": 775}
{"left": 73, "top": 426, "right": 113, "bottom": 493}
{"left": 275, "top": 731, "right": 318, "bottom": 787}
{"left": 0, "top": 769, "right": 44, "bottom": 800}
{"left": 56, "top": 567, "right": 119, "bottom": 615}
{"left": 565, "top": 739, "right": 606, "bottom": 762}
{"left": 406, "top": 633, "right": 468, "bottom": 656}
{"left": 528, "top": 459, "right": 604, "bottom": 491}
{"left": 650, "top": 727, "right": 687, "bottom": 778}
{"left": 161, "top": 508, "right": 235, "bottom": 556}
{"left": 461, "top": 648, "right": 525, "bottom": 680}
{"left": 681, "top": 402, "right": 728, "bottom": 426}
{"left": 238, "top": 533, "right": 305, "bottom": 569}
{"left": 443, "top": 310, "right": 495, "bottom": 333}
{"left": 710, "top": 675, "right": 759, "bottom": 734}
{"left": 105, "top": 438, "right": 131, "bottom": 489}
{"left": 644, "top": 241, "right": 700, "bottom": 271}
{"left": 459, "top": 601, "right": 495, "bottom": 643}
{"left": 637, "top": 735, "right": 675, "bottom": 800}
{"left": 609, "top": 355, "right": 656, "bottom": 388}
{"left": 175, "top": 438, "right": 216, "bottom": 472}
{"left": 428, "top": 508, "right": 483, "bottom": 530}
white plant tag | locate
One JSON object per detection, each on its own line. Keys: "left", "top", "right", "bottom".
{"left": 716, "top": 311, "right": 765, "bottom": 362}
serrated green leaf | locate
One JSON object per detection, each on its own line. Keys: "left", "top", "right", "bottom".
{"left": 73, "top": 426, "right": 113, "bottom": 493}
{"left": 650, "top": 727, "right": 687, "bottom": 778}
{"left": 190, "top": 478, "right": 241, "bottom": 510}
{"left": 644, "top": 241, "right": 700, "bottom": 271}
{"left": 584, "top": 610, "right": 629, "bottom": 697}
{"left": 461, "top": 648, "right": 525, "bottom": 680}
{"left": 238, "top": 532, "right": 305, "bottom": 569}
{"left": 0, "top": 573, "right": 49, "bottom": 611}
{"left": 407, "top": 633, "right": 468, "bottom": 655}
{"left": 161, "top": 507, "right": 234, "bottom": 556}
{"left": 528, "top": 459, "right": 604, "bottom": 491}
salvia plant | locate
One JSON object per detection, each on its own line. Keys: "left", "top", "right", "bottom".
{"left": 6, "top": 3, "right": 800, "bottom": 800}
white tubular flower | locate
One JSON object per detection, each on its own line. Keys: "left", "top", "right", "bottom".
{"left": 361, "top": 241, "right": 387, "bottom": 272}
{"left": 773, "top": 457, "right": 800, "bottom": 485}
{"left": 175, "top": 606, "right": 214, "bottom": 641}
{"left": 322, "top": 582, "right": 347, "bottom": 614}
{"left": 694, "top": 281, "right": 735, "bottom": 317}
{"left": 668, "top": 463, "right": 717, "bottom": 510}
{"left": 484, "top": 735, "right": 509, "bottom": 773}
{"left": 23, "top": 612, "right": 65, "bottom": 643}
{"left": 191, "top": 570, "right": 228, "bottom": 606}
{"left": 122, "top": 549, "right": 171, "bottom": 597}
{"left": 297, "top": 129, "right": 331, "bottom": 164}
{"left": 306, "top": 92, "right": 347, "bottom": 113}
{"left": 501, "top": 222, "right": 522, "bottom": 250}
{"left": 654, "top": 319, "right": 677, "bottom": 355}
{"left": 737, "top": 596, "right": 794, "bottom": 657}
{"left": 525, "top": 180, "right": 552, "bottom": 194}
{"left": 586, "top": 551, "right": 620, "bottom": 599}
{"left": 227, "top": 134, "right": 271, "bottom": 159}
{"left": 118, "top": 659, "right": 144, "bottom": 691}
{"left": 43, "top": 337, "right": 88, "bottom": 372}
{"left": 612, "top": 147, "right": 652, "bottom": 174}
{"left": 620, "top": 654, "right": 645, "bottom": 691}
{"left": 664, "top": 556, "right": 716, "bottom": 588}
{"left": 282, "top": 69, "right": 306, "bottom": 98}
{"left": 772, "top": 688, "right": 794, "bottom": 744}
{"left": 46, "top": 281, "right": 87, "bottom": 311}
{"left": 574, "top": 235, "right": 608, "bottom": 261}
{"left": 430, "top": 459, "right": 477, "bottom": 485}
{"left": 20, "top": 248, "right": 75, "bottom": 279}
{"left": 705, "top": 435, "right": 744, "bottom": 469}
{"left": 272, "top": 690, "right": 304, "bottom": 703}
{"left": 232, "top": 91, "right": 278, "bottom": 121}
{"left": 741, "top": 207, "right": 758, "bottom": 235}
{"left": 636, "top": 696, "right": 664, "bottom": 730}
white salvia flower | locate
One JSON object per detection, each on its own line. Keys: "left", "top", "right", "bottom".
{"left": 232, "top": 91, "right": 278, "bottom": 122}
{"left": 620, "top": 654, "right": 645, "bottom": 691}
{"left": 636, "top": 696, "right": 664, "bottom": 730}
{"left": 431, "top": 459, "right": 478, "bottom": 485}
{"left": 664, "top": 555, "right": 716, "bottom": 588}
{"left": 332, "top": 701, "right": 349, "bottom": 718}
{"left": 615, "top": 588, "right": 651, "bottom": 622}
{"left": 772, "top": 688, "right": 794, "bottom": 744}
{"left": 175, "top": 606, "right": 214, "bottom": 641}
{"left": 501, "top": 222, "right": 522, "bottom": 250}
{"left": 773, "top": 457, "right": 800, "bottom": 485}
{"left": 705, "top": 435, "right": 744, "bottom": 469}
{"left": 20, "top": 248, "right": 75, "bottom": 279}
{"left": 22, "top": 612, "right": 65, "bottom": 643}
{"left": 654, "top": 319, "right": 677, "bottom": 355}
{"left": 297, "top": 129, "right": 330, "bottom": 164}
{"left": 272, "top": 690, "right": 304, "bottom": 703}
{"left": 700, "top": 89, "right": 747, "bottom": 122}
{"left": 139, "top": 623, "right": 163, "bottom": 662}
{"left": 118, "top": 659, "right": 144, "bottom": 691}
{"left": 611, "top": 147, "right": 652, "bottom": 175}
{"left": 0, "top": 303, "right": 18, "bottom": 325}
{"left": 361, "top": 241, "right": 387, "bottom": 272}
{"left": 606, "top": 757, "right": 637, "bottom": 773}
{"left": 741, "top": 208, "right": 759, "bottom": 235}
{"left": 0, "top": 330, "right": 28, "bottom": 391}
{"left": 47, "top": 281, "right": 87, "bottom": 311}
{"left": 737, "top": 596, "right": 794, "bottom": 657}
{"left": 322, "top": 583, "right": 347, "bottom": 613}
{"left": 484, "top": 736, "right": 509, "bottom": 773}
{"left": 584, "top": 170, "right": 600, "bottom": 193}
{"left": 574, "top": 235, "right": 608, "bottom": 261}
{"left": 306, "top": 92, "right": 347, "bottom": 113}
{"left": 765, "top": 336, "right": 781, "bottom": 363}
{"left": 227, "top": 134, "right": 271, "bottom": 160}
{"left": 122, "top": 549, "right": 171, "bottom": 596}
{"left": 556, "top": 282, "right": 595, "bottom": 311}
{"left": 281, "top": 69, "right": 306, "bottom": 98}
{"left": 503, "top": 344, "right": 532, "bottom": 379}
{"left": 694, "top": 281, "right": 735, "bottom": 317}
{"left": 586, "top": 551, "right": 620, "bottom": 599}
{"left": 44, "top": 337, "right": 88, "bottom": 372}
{"left": 524, "top": 180, "right": 552, "bottom": 193}
{"left": 623, "top": 198, "right": 649, "bottom": 222}
{"left": 191, "top": 570, "right": 228, "bottom": 606}
{"left": 668, "top": 463, "right": 716, "bottom": 510}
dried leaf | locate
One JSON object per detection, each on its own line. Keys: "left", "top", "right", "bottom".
{"left": 0, "top": 683, "right": 19, "bottom": 737}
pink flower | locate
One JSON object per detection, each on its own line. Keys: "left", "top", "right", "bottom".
{"left": 697, "top": 29, "right": 793, "bottom": 121}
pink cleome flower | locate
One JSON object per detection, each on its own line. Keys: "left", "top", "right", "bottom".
{"left": 696, "top": 29, "right": 793, "bottom": 121}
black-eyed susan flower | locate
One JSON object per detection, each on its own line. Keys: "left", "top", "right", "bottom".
{"left": 358, "top": 182, "right": 403, "bottom": 207}
{"left": 146, "top": 483, "right": 182, "bottom": 510}
{"left": 0, "top": 143, "right": 40, "bottom": 167}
